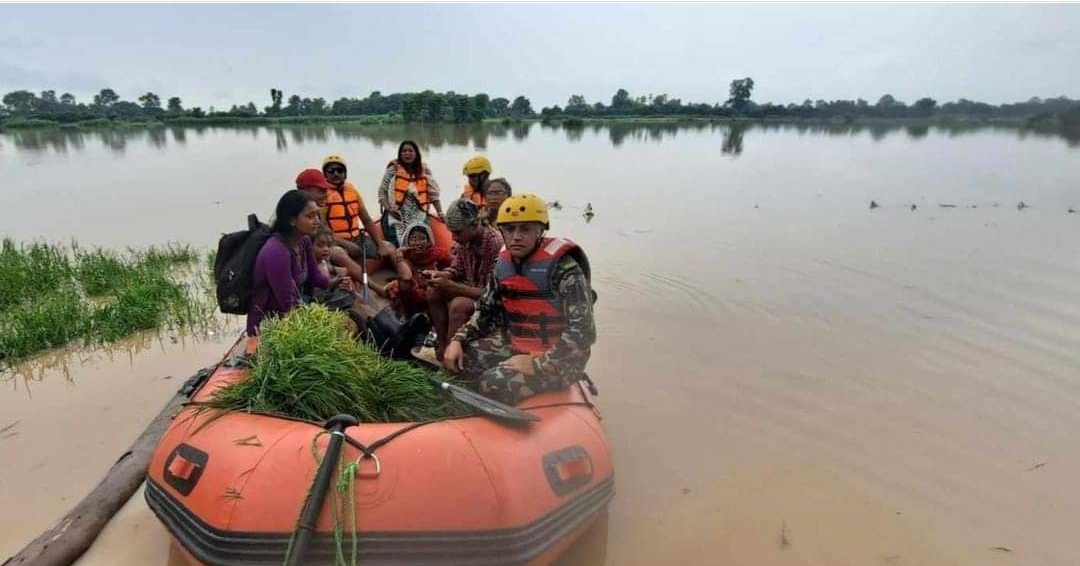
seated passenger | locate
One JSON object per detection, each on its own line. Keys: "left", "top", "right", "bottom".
{"left": 425, "top": 199, "right": 503, "bottom": 360}
{"left": 378, "top": 140, "right": 444, "bottom": 246}
{"left": 247, "top": 190, "right": 331, "bottom": 335}
{"left": 369, "top": 222, "right": 452, "bottom": 320}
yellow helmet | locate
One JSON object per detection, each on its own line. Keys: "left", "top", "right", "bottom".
{"left": 322, "top": 154, "right": 347, "bottom": 171}
{"left": 496, "top": 193, "right": 549, "bottom": 228}
{"left": 462, "top": 155, "right": 492, "bottom": 176}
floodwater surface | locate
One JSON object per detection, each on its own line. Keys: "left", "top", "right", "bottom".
{"left": 2, "top": 121, "right": 1080, "bottom": 565}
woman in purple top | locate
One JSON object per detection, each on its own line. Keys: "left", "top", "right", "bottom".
{"left": 246, "top": 190, "right": 332, "bottom": 335}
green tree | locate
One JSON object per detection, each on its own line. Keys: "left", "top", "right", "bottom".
{"left": 167, "top": 97, "right": 183, "bottom": 114}
{"left": 60, "top": 93, "right": 76, "bottom": 106}
{"left": 914, "top": 97, "right": 937, "bottom": 115}
{"left": 489, "top": 97, "right": 510, "bottom": 117}
{"left": 510, "top": 95, "right": 534, "bottom": 117}
{"left": 611, "top": 88, "right": 631, "bottom": 109}
{"left": 93, "top": 88, "right": 120, "bottom": 107}
{"left": 401, "top": 94, "right": 421, "bottom": 123}
{"left": 267, "top": 88, "right": 283, "bottom": 115}
{"left": 285, "top": 94, "right": 302, "bottom": 115}
{"left": 875, "top": 94, "right": 897, "bottom": 108}
{"left": 471, "top": 93, "right": 490, "bottom": 121}
{"left": 726, "top": 78, "right": 755, "bottom": 112}
{"left": 40, "top": 90, "right": 57, "bottom": 104}
{"left": 111, "top": 101, "right": 142, "bottom": 118}
{"left": 3, "top": 90, "right": 38, "bottom": 114}
{"left": 450, "top": 94, "right": 471, "bottom": 123}
{"left": 138, "top": 92, "right": 161, "bottom": 111}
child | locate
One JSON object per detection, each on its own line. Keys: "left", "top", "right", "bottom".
{"left": 315, "top": 226, "right": 432, "bottom": 359}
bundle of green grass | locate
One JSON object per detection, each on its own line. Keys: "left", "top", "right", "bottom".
{"left": 206, "top": 304, "right": 470, "bottom": 423}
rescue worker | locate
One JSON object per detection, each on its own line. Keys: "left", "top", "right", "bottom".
{"left": 460, "top": 155, "right": 492, "bottom": 207}
{"left": 443, "top": 194, "right": 597, "bottom": 405}
{"left": 321, "top": 154, "right": 386, "bottom": 262}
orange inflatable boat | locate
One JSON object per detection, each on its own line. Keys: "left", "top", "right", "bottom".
{"left": 145, "top": 337, "right": 614, "bottom": 565}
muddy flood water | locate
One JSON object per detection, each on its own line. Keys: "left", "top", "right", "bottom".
{"left": 2, "top": 121, "right": 1080, "bottom": 565}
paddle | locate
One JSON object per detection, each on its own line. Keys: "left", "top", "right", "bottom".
{"left": 410, "top": 347, "right": 539, "bottom": 423}
{"left": 428, "top": 374, "right": 539, "bottom": 423}
{"left": 360, "top": 232, "right": 370, "bottom": 303}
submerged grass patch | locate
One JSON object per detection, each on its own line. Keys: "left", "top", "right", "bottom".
{"left": 0, "top": 239, "right": 215, "bottom": 370}
{"left": 201, "top": 304, "right": 469, "bottom": 424}
{"left": 0, "top": 239, "right": 73, "bottom": 310}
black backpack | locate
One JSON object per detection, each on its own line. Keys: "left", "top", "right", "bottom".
{"left": 214, "top": 214, "right": 272, "bottom": 314}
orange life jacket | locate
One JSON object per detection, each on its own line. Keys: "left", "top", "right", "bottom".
{"left": 326, "top": 181, "right": 363, "bottom": 240}
{"left": 495, "top": 237, "right": 591, "bottom": 356}
{"left": 393, "top": 163, "right": 429, "bottom": 208}
{"left": 462, "top": 182, "right": 486, "bottom": 207}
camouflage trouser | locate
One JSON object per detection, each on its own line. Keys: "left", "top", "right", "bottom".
{"left": 461, "top": 332, "right": 584, "bottom": 405}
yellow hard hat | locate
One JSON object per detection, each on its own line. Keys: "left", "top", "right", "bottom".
{"left": 462, "top": 155, "right": 492, "bottom": 176}
{"left": 496, "top": 193, "right": 549, "bottom": 228}
{"left": 322, "top": 154, "right": 347, "bottom": 171}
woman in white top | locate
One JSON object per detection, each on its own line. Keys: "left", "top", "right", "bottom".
{"left": 378, "top": 140, "right": 443, "bottom": 246}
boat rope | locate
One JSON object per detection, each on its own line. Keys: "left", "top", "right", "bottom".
{"left": 282, "top": 432, "right": 360, "bottom": 566}
{"left": 342, "top": 415, "right": 462, "bottom": 458}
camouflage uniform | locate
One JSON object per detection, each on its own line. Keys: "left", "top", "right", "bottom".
{"left": 452, "top": 255, "right": 596, "bottom": 404}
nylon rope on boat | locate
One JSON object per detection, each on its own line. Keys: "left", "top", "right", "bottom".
{"left": 282, "top": 431, "right": 360, "bottom": 566}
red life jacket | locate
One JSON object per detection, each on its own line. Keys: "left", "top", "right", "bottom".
{"left": 495, "top": 237, "right": 591, "bottom": 356}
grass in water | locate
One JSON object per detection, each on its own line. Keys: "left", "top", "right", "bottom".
{"left": 0, "top": 239, "right": 215, "bottom": 370}
{"left": 202, "top": 304, "right": 469, "bottom": 424}
{"left": 0, "top": 239, "right": 73, "bottom": 310}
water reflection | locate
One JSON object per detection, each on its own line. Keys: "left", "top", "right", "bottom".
{"left": 1, "top": 320, "right": 236, "bottom": 393}
{"left": 3, "top": 119, "right": 1078, "bottom": 156}
{"left": 722, "top": 123, "right": 746, "bottom": 155}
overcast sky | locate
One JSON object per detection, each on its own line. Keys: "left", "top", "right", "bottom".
{"left": 2, "top": 3, "right": 1079, "bottom": 110}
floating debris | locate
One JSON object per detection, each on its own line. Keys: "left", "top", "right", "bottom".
{"left": 939, "top": 204, "right": 957, "bottom": 208}
{"left": 1026, "top": 461, "right": 1047, "bottom": 472}
{"left": 681, "top": 487, "right": 691, "bottom": 495}
{"left": 910, "top": 204, "right": 917, "bottom": 211}
{"left": 1017, "top": 201, "right": 1028, "bottom": 210}
{"left": 779, "top": 521, "right": 791, "bottom": 549}
{"left": 869, "top": 200, "right": 879, "bottom": 210}
{"left": 584, "top": 203, "right": 594, "bottom": 216}
{"left": 549, "top": 199, "right": 562, "bottom": 210}
{"left": 1069, "top": 207, "right": 1076, "bottom": 214}
{"left": 0, "top": 421, "right": 18, "bottom": 440}
{"left": 989, "top": 547, "right": 1013, "bottom": 554}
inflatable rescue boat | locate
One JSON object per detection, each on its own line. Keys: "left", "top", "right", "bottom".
{"left": 145, "top": 337, "right": 614, "bottom": 565}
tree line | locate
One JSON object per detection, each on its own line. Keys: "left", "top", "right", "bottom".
{"left": 543, "top": 79, "right": 1079, "bottom": 122}
{"left": 2, "top": 79, "right": 1078, "bottom": 125}
{"left": 0, "top": 88, "right": 537, "bottom": 124}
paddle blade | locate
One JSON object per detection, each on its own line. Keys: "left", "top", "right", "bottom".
{"left": 438, "top": 379, "right": 540, "bottom": 422}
